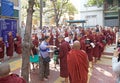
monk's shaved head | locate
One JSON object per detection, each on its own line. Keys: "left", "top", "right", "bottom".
{"left": 0, "top": 63, "right": 10, "bottom": 77}
{"left": 73, "top": 40, "right": 80, "bottom": 50}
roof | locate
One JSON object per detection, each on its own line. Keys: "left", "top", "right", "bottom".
{"left": 66, "top": 20, "right": 86, "bottom": 23}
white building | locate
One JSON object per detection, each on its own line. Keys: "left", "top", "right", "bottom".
{"left": 79, "top": 0, "right": 104, "bottom": 27}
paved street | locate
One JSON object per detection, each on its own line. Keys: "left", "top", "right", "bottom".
{"left": 2, "top": 44, "right": 116, "bottom": 83}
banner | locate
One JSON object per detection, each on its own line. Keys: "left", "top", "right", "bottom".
{"left": 0, "top": 19, "right": 17, "bottom": 42}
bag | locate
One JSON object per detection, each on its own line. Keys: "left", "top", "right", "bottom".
{"left": 43, "top": 56, "right": 51, "bottom": 62}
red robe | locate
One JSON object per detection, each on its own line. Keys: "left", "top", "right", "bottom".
{"left": 64, "top": 30, "right": 68, "bottom": 37}
{"left": 14, "top": 36, "right": 22, "bottom": 54}
{"left": 0, "top": 74, "right": 26, "bottom": 83}
{"left": 92, "top": 34, "right": 100, "bottom": 58}
{"left": 0, "top": 41, "right": 5, "bottom": 58}
{"left": 55, "top": 31, "right": 59, "bottom": 47}
{"left": 67, "top": 49, "right": 89, "bottom": 83}
{"left": 79, "top": 38, "right": 86, "bottom": 51}
{"left": 59, "top": 40, "right": 71, "bottom": 78}
{"left": 83, "top": 35, "right": 93, "bottom": 61}
{"left": 6, "top": 35, "right": 14, "bottom": 56}
{"left": 32, "top": 38, "right": 39, "bottom": 47}
{"left": 49, "top": 32, "right": 54, "bottom": 45}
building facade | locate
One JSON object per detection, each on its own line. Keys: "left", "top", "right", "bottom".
{"left": 79, "top": 0, "right": 104, "bottom": 27}
{"left": 104, "top": 0, "right": 118, "bottom": 27}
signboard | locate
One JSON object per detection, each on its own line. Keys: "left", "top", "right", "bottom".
{"left": 0, "top": 19, "right": 17, "bottom": 42}
{"left": 1, "top": 0, "right": 14, "bottom": 16}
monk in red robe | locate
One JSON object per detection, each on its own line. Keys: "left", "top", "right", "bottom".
{"left": 67, "top": 41, "right": 89, "bottom": 83}
{"left": 64, "top": 29, "right": 68, "bottom": 37}
{"left": 49, "top": 32, "right": 54, "bottom": 45}
{"left": 6, "top": 32, "right": 14, "bottom": 59}
{"left": 14, "top": 33, "right": 22, "bottom": 56}
{"left": 55, "top": 31, "right": 60, "bottom": 47}
{"left": 77, "top": 33, "right": 86, "bottom": 51}
{"left": 32, "top": 34, "right": 39, "bottom": 47}
{"left": 58, "top": 35, "right": 71, "bottom": 83}
{"left": 0, "top": 37, "right": 5, "bottom": 62}
{"left": 0, "top": 63, "right": 26, "bottom": 83}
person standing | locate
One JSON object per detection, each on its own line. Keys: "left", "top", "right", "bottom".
{"left": 14, "top": 33, "right": 22, "bottom": 57}
{"left": 112, "top": 47, "right": 120, "bottom": 83}
{"left": 58, "top": 35, "right": 71, "bottom": 83}
{"left": 6, "top": 32, "right": 14, "bottom": 59}
{"left": 0, "top": 37, "right": 5, "bottom": 62}
{"left": 39, "top": 35, "right": 51, "bottom": 81}
{"left": 67, "top": 41, "right": 89, "bottom": 83}
{"left": 20, "top": 21, "right": 25, "bottom": 42}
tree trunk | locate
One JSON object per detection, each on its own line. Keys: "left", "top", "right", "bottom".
{"left": 55, "top": 14, "right": 59, "bottom": 27}
{"left": 21, "top": 0, "right": 35, "bottom": 83}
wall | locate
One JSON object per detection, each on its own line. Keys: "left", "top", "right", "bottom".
{"left": 79, "top": 0, "right": 104, "bottom": 27}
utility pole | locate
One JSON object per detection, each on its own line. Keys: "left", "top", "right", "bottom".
{"left": 40, "top": 0, "right": 43, "bottom": 29}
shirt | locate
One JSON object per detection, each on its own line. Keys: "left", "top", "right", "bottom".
{"left": 39, "top": 41, "right": 49, "bottom": 58}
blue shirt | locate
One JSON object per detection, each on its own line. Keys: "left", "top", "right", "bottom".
{"left": 39, "top": 41, "right": 49, "bottom": 58}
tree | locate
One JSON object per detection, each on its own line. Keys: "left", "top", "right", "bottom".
{"left": 21, "top": 0, "right": 35, "bottom": 83}
{"left": 50, "top": 0, "right": 69, "bottom": 27}
{"left": 87, "top": 0, "right": 104, "bottom": 7}
{"left": 49, "top": 0, "right": 78, "bottom": 26}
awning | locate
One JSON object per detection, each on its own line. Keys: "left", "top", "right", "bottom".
{"left": 66, "top": 20, "right": 86, "bottom": 23}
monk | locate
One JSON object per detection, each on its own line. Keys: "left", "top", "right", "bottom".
{"left": 77, "top": 33, "right": 86, "bottom": 51}
{"left": 58, "top": 35, "right": 71, "bottom": 83}
{"left": 32, "top": 34, "right": 39, "bottom": 47}
{"left": 6, "top": 32, "right": 14, "bottom": 59}
{"left": 67, "top": 41, "right": 89, "bottom": 83}
{"left": 0, "top": 63, "right": 26, "bottom": 83}
{"left": 0, "top": 37, "right": 5, "bottom": 62}
{"left": 14, "top": 33, "right": 22, "bottom": 56}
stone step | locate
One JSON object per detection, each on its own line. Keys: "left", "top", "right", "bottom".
{"left": 102, "top": 55, "right": 113, "bottom": 59}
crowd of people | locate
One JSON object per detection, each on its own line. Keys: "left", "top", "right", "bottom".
{"left": 0, "top": 32, "right": 22, "bottom": 62}
{"left": 0, "top": 25, "right": 118, "bottom": 83}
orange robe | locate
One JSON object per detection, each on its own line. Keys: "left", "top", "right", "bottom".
{"left": 67, "top": 49, "right": 89, "bottom": 83}
{"left": 0, "top": 74, "right": 26, "bottom": 83}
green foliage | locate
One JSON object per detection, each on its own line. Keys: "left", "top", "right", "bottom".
{"left": 87, "top": 0, "right": 104, "bottom": 7}
{"left": 65, "top": 2, "right": 78, "bottom": 15}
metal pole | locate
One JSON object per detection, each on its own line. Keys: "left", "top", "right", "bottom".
{"left": 40, "top": 0, "right": 43, "bottom": 29}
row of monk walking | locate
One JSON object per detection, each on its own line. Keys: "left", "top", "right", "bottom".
{"left": 0, "top": 25, "right": 118, "bottom": 83}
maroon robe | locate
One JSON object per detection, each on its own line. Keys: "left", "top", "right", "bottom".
{"left": 32, "top": 38, "right": 39, "bottom": 47}
{"left": 55, "top": 31, "right": 59, "bottom": 47}
{"left": 79, "top": 38, "right": 86, "bottom": 51}
{"left": 67, "top": 49, "right": 89, "bottom": 83}
{"left": 6, "top": 35, "right": 14, "bottom": 57}
{"left": 59, "top": 40, "right": 71, "bottom": 78}
{"left": 84, "top": 35, "right": 93, "bottom": 61}
{"left": 92, "top": 34, "right": 100, "bottom": 59}
{"left": 0, "top": 41, "right": 5, "bottom": 58}
{"left": 49, "top": 32, "right": 54, "bottom": 45}
{"left": 14, "top": 36, "right": 22, "bottom": 54}
{"left": 64, "top": 30, "right": 68, "bottom": 37}
{"left": 0, "top": 74, "right": 26, "bottom": 83}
